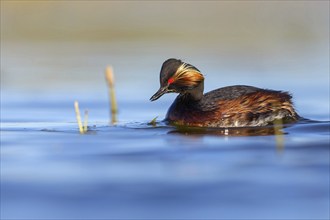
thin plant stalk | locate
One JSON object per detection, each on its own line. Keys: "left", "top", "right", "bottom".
{"left": 74, "top": 101, "right": 84, "bottom": 134}
{"left": 83, "top": 110, "right": 89, "bottom": 133}
{"left": 105, "top": 66, "right": 118, "bottom": 124}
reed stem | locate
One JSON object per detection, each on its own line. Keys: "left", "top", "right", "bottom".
{"left": 74, "top": 101, "right": 84, "bottom": 134}
{"left": 105, "top": 66, "right": 118, "bottom": 124}
{"left": 83, "top": 110, "right": 89, "bottom": 133}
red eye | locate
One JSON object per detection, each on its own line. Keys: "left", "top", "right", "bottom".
{"left": 168, "top": 77, "right": 175, "bottom": 85}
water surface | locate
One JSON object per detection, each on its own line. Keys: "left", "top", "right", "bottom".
{"left": 1, "top": 93, "right": 329, "bottom": 219}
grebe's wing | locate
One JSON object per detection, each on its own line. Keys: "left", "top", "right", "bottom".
{"left": 204, "top": 85, "right": 263, "bottom": 100}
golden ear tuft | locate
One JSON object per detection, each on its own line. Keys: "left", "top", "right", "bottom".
{"left": 173, "top": 63, "right": 204, "bottom": 87}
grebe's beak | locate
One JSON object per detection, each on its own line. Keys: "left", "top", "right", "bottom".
{"left": 150, "top": 86, "right": 168, "bottom": 101}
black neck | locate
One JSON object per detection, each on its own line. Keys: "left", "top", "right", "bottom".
{"left": 183, "top": 81, "right": 204, "bottom": 101}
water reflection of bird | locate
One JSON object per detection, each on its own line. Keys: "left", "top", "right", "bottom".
{"left": 150, "top": 58, "right": 299, "bottom": 127}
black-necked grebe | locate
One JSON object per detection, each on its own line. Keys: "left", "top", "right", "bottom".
{"left": 150, "top": 58, "right": 299, "bottom": 127}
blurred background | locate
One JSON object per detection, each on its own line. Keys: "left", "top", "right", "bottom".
{"left": 1, "top": 1, "right": 329, "bottom": 120}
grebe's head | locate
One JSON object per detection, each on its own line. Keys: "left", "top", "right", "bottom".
{"left": 150, "top": 58, "right": 204, "bottom": 101}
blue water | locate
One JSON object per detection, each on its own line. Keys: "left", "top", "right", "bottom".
{"left": 1, "top": 92, "right": 329, "bottom": 219}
